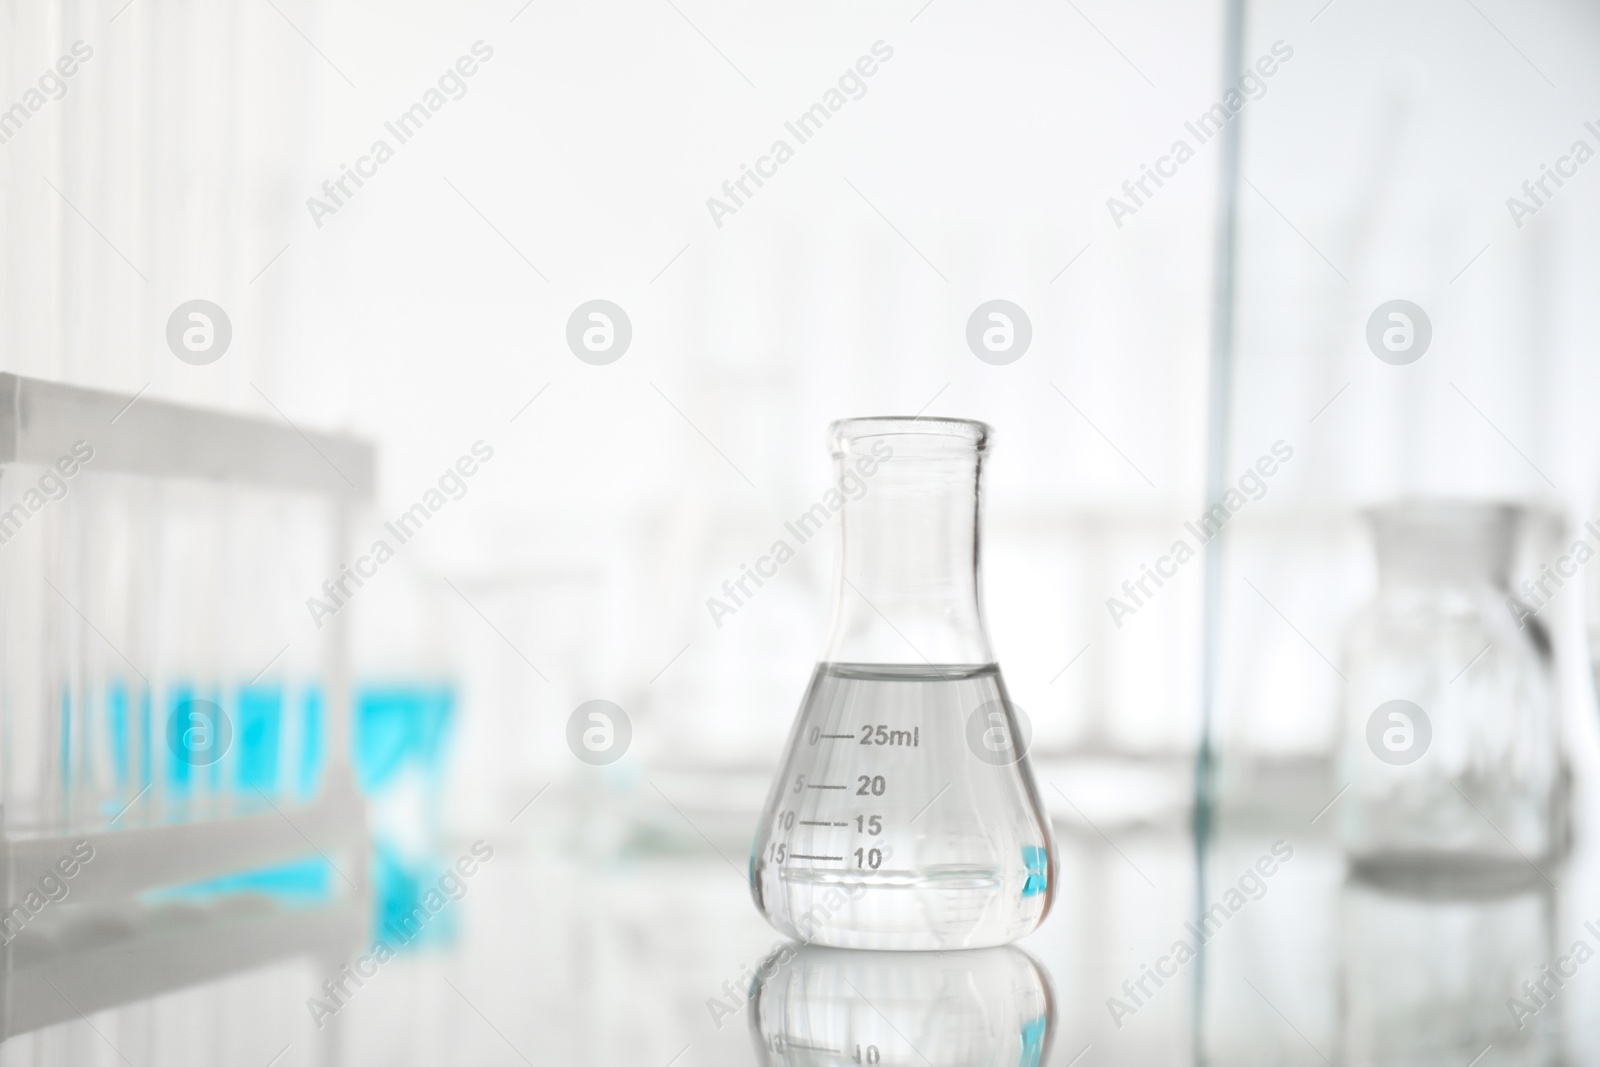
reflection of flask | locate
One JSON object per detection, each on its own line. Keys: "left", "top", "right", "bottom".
{"left": 751, "top": 418, "right": 1055, "bottom": 949}
{"left": 1340, "top": 875, "right": 1557, "bottom": 1067}
{"left": 750, "top": 943, "right": 1054, "bottom": 1067}
{"left": 1338, "top": 501, "right": 1562, "bottom": 885}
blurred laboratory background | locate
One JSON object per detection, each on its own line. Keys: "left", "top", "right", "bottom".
{"left": 4, "top": 0, "right": 1600, "bottom": 1063}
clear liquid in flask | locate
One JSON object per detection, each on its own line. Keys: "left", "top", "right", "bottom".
{"left": 752, "top": 662, "right": 1053, "bottom": 949}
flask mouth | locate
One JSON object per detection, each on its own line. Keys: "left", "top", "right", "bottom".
{"left": 830, "top": 416, "right": 990, "bottom": 457}
{"left": 821, "top": 415, "right": 994, "bottom": 664}
{"left": 1364, "top": 498, "right": 1520, "bottom": 587}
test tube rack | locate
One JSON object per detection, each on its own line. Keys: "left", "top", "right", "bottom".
{"left": 0, "top": 372, "right": 373, "bottom": 1042}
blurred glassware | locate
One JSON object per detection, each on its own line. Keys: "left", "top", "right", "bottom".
{"left": 1585, "top": 504, "right": 1600, "bottom": 720}
{"left": 750, "top": 418, "right": 1055, "bottom": 949}
{"left": 1340, "top": 874, "right": 1557, "bottom": 1067}
{"left": 749, "top": 942, "right": 1054, "bottom": 1067}
{"left": 1338, "top": 500, "right": 1563, "bottom": 887}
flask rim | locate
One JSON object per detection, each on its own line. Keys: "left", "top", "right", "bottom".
{"left": 1359, "top": 497, "right": 1522, "bottom": 527}
{"left": 829, "top": 416, "right": 990, "bottom": 454}
{"left": 1362, "top": 496, "right": 1522, "bottom": 587}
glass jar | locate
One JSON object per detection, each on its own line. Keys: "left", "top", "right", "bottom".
{"left": 1337, "top": 500, "right": 1560, "bottom": 886}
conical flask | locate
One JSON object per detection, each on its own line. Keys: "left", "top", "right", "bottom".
{"left": 751, "top": 417, "right": 1056, "bottom": 949}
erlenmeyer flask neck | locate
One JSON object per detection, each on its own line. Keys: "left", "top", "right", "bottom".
{"left": 822, "top": 417, "right": 993, "bottom": 665}
{"left": 1367, "top": 500, "right": 1518, "bottom": 591}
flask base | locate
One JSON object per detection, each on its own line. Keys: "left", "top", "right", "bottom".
{"left": 761, "top": 864, "right": 1046, "bottom": 950}
{"left": 1346, "top": 849, "right": 1556, "bottom": 898}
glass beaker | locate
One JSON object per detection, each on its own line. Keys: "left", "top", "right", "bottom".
{"left": 1337, "top": 500, "right": 1561, "bottom": 885}
{"left": 750, "top": 417, "right": 1055, "bottom": 950}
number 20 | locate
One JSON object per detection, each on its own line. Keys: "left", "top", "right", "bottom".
{"left": 856, "top": 775, "right": 885, "bottom": 796}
